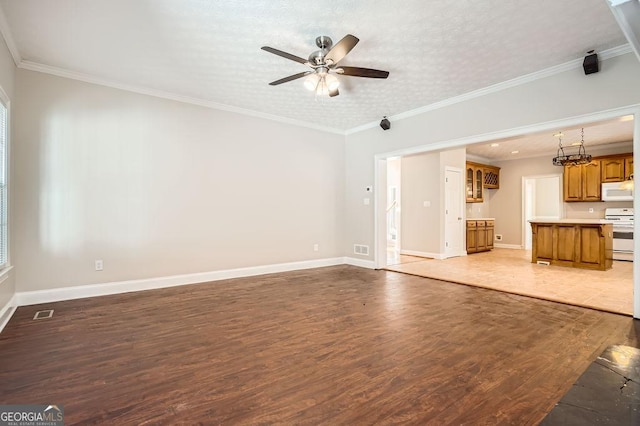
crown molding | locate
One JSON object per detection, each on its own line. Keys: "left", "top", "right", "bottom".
{"left": 0, "top": 3, "right": 631, "bottom": 139}
{"left": 0, "top": 4, "right": 21, "bottom": 66}
{"left": 608, "top": 0, "right": 640, "bottom": 63}
{"left": 18, "top": 60, "right": 345, "bottom": 135}
{"left": 465, "top": 153, "right": 495, "bottom": 164}
{"left": 345, "top": 44, "right": 633, "bottom": 135}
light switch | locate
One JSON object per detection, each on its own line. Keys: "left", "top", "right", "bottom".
{"left": 423, "top": 201, "right": 431, "bottom": 207}
{"left": 364, "top": 198, "right": 370, "bottom": 205}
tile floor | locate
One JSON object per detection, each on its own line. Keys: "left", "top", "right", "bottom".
{"left": 385, "top": 248, "right": 633, "bottom": 316}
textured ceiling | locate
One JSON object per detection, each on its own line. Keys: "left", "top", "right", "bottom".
{"left": 0, "top": 0, "right": 630, "bottom": 132}
{"left": 466, "top": 116, "right": 635, "bottom": 161}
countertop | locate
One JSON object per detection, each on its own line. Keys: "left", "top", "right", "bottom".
{"left": 528, "top": 218, "right": 613, "bottom": 224}
{"left": 467, "top": 217, "right": 495, "bottom": 221}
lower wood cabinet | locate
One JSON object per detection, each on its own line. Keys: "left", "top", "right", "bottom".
{"left": 530, "top": 222, "right": 612, "bottom": 271}
{"left": 467, "top": 220, "right": 494, "bottom": 254}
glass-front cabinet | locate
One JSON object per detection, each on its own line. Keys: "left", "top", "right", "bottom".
{"left": 466, "top": 163, "right": 484, "bottom": 203}
{"left": 466, "top": 168, "right": 474, "bottom": 200}
{"left": 475, "top": 169, "right": 483, "bottom": 200}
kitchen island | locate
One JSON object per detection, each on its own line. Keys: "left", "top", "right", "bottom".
{"left": 530, "top": 219, "right": 613, "bottom": 271}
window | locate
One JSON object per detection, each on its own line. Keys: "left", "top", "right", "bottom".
{"left": 0, "top": 98, "right": 7, "bottom": 268}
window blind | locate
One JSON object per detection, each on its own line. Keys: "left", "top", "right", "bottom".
{"left": 0, "top": 101, "right": 7, "bottom": 268}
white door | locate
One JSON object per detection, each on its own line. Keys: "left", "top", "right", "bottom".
{"left": 444, "top": 168, "right": 464, "bottom": 258}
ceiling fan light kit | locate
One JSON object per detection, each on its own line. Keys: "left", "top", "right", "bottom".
{"left": 261, "top": 34, "right": 389, "bottom": 98}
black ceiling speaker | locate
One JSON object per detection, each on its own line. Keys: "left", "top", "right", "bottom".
{"left": 583, "top": 50, "right": 599, "bottom": 75}
{"left": 380, "top": 116, "right": 390, "bottom": 130}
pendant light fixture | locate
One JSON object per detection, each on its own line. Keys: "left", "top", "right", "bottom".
{"left": 552, "top": 128, "right": 592, "bottom": 166}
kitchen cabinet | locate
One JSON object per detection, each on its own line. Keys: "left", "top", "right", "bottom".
{"left": 563, "top": 160, "right": 601, "bottom": 202}
{"left": 466, "top": 162, "right": 500, "bottom": 202}
{"left": 625, "top": 157, "right": 633, "bottom": 180}
{"left": 601, "top": 154, "right": 633, "bottom": 182}
{"left": 483, "top": 165, "right": 500, "bottom": 189}
{"left": 466, "top": 219, "right": 494, "bottom": 254}
{"left": 466, "top": 164, "right": 484, "bottom": 203}
{"left": 530, "top": 220, "right": 612, "bottom": 271}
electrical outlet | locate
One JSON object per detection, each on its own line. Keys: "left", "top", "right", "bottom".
{"left": 313, "top": 244, "right": 319, "bottom": 252}
{"left": 95, "top": 260, "right": 103, "bottom": 271}
{"left": 495, "top": 234, "right": 503, "bottom": 241}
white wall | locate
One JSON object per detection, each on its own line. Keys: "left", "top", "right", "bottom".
{"left": 400, "top": 152, "right": 440, "bottom": 254}
{"left": 345, "top": 52, "right": 640, "bottom": 259}
{"left": 0, "top": 32, "right": 15, "bottom": 324}
{"left": 13, "top": 69, "right": 345, "bottom": 292}
{"left": 399, "top": 148, "right": 465, "bottom": 257}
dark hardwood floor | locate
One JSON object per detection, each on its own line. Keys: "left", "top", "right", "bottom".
{"left": 0, "top": 265, "right": 638, "bottom": 425}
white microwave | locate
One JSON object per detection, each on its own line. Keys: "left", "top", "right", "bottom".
{"left": 602, "top": 182, "right": 633, "bottom": 201}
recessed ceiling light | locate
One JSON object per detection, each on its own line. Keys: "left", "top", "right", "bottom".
{"left": 490, "top": 143, "right": 499, "bottom": 147}
{"left": 620, "top": 115, "right": 634, "bottom": 122}
{"left": 511, "top": 150, "right": 519, "bottom": 154}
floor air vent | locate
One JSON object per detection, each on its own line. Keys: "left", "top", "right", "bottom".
{"left": 33, "top": 310, "right": 54, "bottom": 320}
{"left": 354, "top": 244, "right": 369, "bottom": 256}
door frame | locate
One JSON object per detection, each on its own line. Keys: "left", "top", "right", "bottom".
{"left": 372, "top": 104, "right": 640, "bottom": 318}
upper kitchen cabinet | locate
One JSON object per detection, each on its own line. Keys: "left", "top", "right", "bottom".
{"left": 563, "top": 160, "right": 601, "bottom": 202}
{"left": 466, "top": 163, "right": 483, "bottom": 203}
{"left": 601, "top": 154, "right": 633, "bottom": 182}
{"left": 483, "top": 165, "right": 500, "bottom": 189}
{"left": 466, "top": 162, "right": 500, "bottom": 203}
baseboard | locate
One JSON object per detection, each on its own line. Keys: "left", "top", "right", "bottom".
{"left": 0, "top": 294, "right": 16, "bottom": 334}
{"left": 15, "top": 257, "right": 346, "bottom": 307}
{"left": 343, "top": 257, "right": 376, "bottom": 269}
{"left": 494, "top": 243, "right": 524, "bottom": 249}
{"left": 400, "top": 249, "right": 443, "bottom": 260}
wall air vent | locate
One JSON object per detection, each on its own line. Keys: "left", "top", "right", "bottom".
{"left": 353, "top": 244, "right": 369, "bottom": 256}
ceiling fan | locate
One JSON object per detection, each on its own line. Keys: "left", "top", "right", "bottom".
{"left": 261, "top": 34, "right": 389, "bottom": 98}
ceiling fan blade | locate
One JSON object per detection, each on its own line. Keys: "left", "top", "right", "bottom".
{"left": 324, "top": 34, "right": 359, "bottom": 65}
{"left": 336, "top": 66, "right": 389, "bottom": 79}
{"left": 261, "top": 46, "right": 308, "bottom": 65}
{"left": 268, "top": 71, "right": 311, "bottom": 86}
{"left": 329, "top": 88, "right": 339, "bottom": 97}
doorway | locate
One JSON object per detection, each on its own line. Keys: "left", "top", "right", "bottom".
{"left": 522, "top": 174, "right": 563, "bottom": 249}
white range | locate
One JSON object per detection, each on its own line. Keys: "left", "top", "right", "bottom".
{"left": 605, "top": 208, "right": 634, "bottom": 262}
